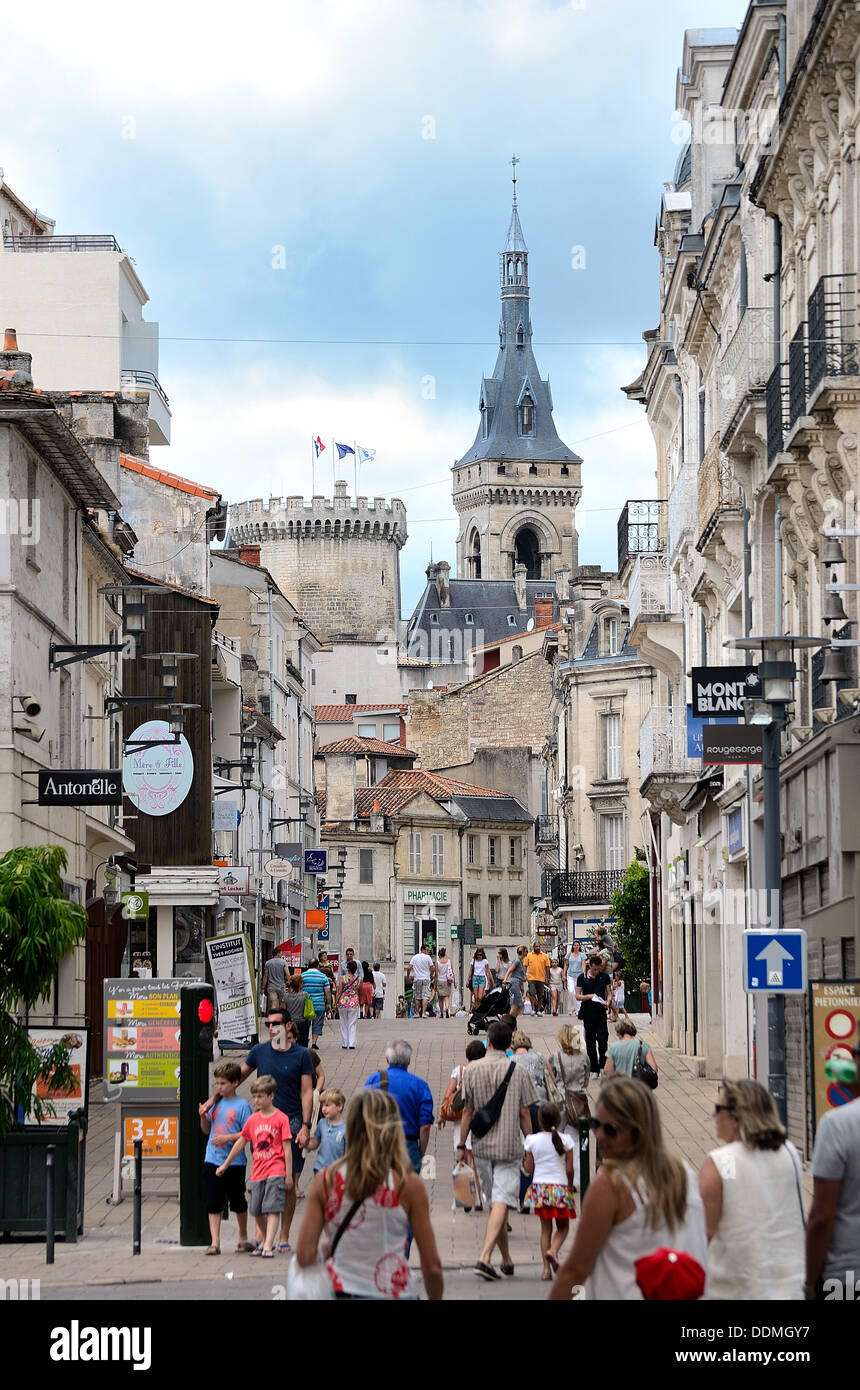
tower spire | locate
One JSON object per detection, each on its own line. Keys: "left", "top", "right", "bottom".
{"left": 505, "top": 154, "right": 527, "bottom": 256}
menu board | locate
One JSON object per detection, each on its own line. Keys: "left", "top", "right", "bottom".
{"left": 25, "top": 1026, "right": 89, "bottom": 1126}
{"left": 103, "top": 979, "right": 185, "bottom": 1102}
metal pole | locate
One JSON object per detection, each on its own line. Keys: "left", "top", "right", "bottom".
{"left": 133, "top": 1138, "right": 142, "bottom": 1254}
{"left": 45, "top": 1145, "right": 56, "bottom": 1265}
{"left": 763, "top": 717, "right": 787, "bottom": 1127}
{"left": 577, "top": 1116, "right": 591, "bottom": 1203}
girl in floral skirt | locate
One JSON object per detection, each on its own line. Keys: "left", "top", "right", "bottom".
{"left": 523, "top": 1102, "right": 577, "bottom": 1280}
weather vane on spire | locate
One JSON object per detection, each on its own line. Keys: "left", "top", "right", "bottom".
{"left": 511, "top": 154, "right": 519, "bottom": 202}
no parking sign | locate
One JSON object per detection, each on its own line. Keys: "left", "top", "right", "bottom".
{"left": 810, "top": 979, "right": 860, "bottom": 1135}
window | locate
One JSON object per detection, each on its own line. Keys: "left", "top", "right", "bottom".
{"left": 604, "top": 713, "right": 621, "bottom": 780}
{"left": 603, "top": 815, "right": 624, "bottom": 870}
{"left": 467, "top": 834, "right": 478, "bottom": 866}
{"left": 489, "top": 896, "right": 500, "bottom": 934}
{"left": 507, "top": 615, "right": 517, "bottom": 627}
{"left": 519, "top": 391, "right": 535, "bottom": 435}
{"left": 512, "top": 645, "right": 523, "bottom": 662}
{"left": 359, "top": 913, "right": 374, "bottom": 961}
{"left": 311, "top": 669, "right": 316, "bottom": 685}
{"left": 408, "top": 832, "right": 422, "bottom": 874}
{"left": 509, "top": 836, "right": 520, "bottom": 868}
{"left": 509, "top": 896, "right": 521, "bottom": 935}
{"left": 430, "top": 613, "right": 439, "bottom": 623}
{"left": 497, "top": 463, "right": 506, "bottom": 476}
{"left": 607, "top": 617, "right": 620, "bottom": 656}
{"left": 345, "top": 693, "right": 357, "bottom": 705}
{"left": 383, "top": 722, "right": 400, "bottom": 742}
{"left": 465, "top": 612, "right": 474, "bottom": 624}
{"left": 359, "top": 848, "right": 373, "bottom": 884}
{"left": 488, "top": 836, "right": 498, "bottom": 866}
{"left": 358, "top": 723, "right": 376, "bottom": 738}
{"left": 430, "top": 833, "right": 444, "bottom": 875}
{"left": 481, "top": 403, "right": 489, "bottom": 439}
{"left": 467, "top": 894, "right": 480, "bottom": 922}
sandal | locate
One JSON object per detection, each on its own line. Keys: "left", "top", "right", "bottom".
{"left": 235, "top": 1241, "right": 256, "bottom": 1253}
{"left": 260, "top": 1248, "right": 275, "bottom": 1258}
{"left": 541, "top": 1264, "right": 553, "bottom": 1281}
{"left": 205, "top": 1245, "right": 221, "bottom": 1256}
{"left": 249, "top": 1246, "right": 264, "bottom": 1257}
{"left": 277, "top": 1242, "right": 291, "bottom": 1253}
{"left": 546, "top": 1252, "right": 559, "bottom": 1274}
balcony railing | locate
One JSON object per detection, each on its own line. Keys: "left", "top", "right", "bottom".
{"left": 120, "top": 369, "right": 171, "bottom": 408}
{"left": 628, "top": 553, "right": 671, "bottom": 630}
{"left": 697, "top": 434, "right": 743, "bottom": 547}
{"left": 548, "top": 870, "right": 625, "bottom": 910}
{"left": 808, "top": 273, "right": 859, "bottom": 395}
{"left": 717, "top": 306, "right": 775, "bottom": 439}
{"left": 617, "top": 499, "right": 666, "bottom": 573}
{"left": 788, "top": 321, "right": 808, "bottom": 428}
{"left": 639, "top": 706, "right": 698, "bottom": 784}
{"left": 535, "top": 816, "right": 558, "bottom": 846}
{"left": 766, "top": 362, "right": 789, "bottom": 464}
{"left": 3, "top": 233, "right": 122, "bottom": 253}
{"left": 667, "top": 465, "right": 697, "bottom": 560}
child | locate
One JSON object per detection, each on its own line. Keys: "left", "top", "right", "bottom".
{"left": 198, "top": 1061, "right": 254, "bottom": 1255}
{"left": 306, "top": 1088, "right": 347, "bottom": 1174}
{"left": 216, "top": 1075, "right": 293, "bottom": 1258}
{"left": 396, "top": 995, "right": 406, "bottom": 1019}
{"left": 522, "top": 1101, "right": 576, "bottom": 1280}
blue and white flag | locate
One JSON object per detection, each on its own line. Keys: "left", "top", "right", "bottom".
{"left": 358, "top": 446, "right": 376, "bottom": 464}
{"left": 335, "top": 442, "right": 355, "bottom": 459}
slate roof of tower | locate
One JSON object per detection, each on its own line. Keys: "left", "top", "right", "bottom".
{"left": 407, "top": 578, "right": 557, "bottom": 650}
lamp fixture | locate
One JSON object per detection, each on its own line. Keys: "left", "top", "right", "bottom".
{"left": 142, "top": 650, "right": 198, "bottom": 692}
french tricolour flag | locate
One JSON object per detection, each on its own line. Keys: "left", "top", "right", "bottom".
{"left": 313, "top": 436, "right": 325, "bottom": 457}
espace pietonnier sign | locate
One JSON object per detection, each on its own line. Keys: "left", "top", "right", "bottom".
{"left": 691, "top": 665, "right": 760, "bottom": 719}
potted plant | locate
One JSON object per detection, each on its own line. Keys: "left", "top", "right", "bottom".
{"left": 0, "top": 845, "right": 88, "bottom": 1240}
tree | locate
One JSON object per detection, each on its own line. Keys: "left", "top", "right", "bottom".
{"left": 0, "top": 846, "right": 87, "bottom": 1135}
{"left": 610, "top": 858, "right": 650, "bottom": 989}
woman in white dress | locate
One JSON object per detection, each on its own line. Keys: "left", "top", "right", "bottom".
{"left": 549, "top": 1076, "right": 707, "bottom": 1301}
{"left": 698, "top": 1079, "right": 805, "bottom": 1300}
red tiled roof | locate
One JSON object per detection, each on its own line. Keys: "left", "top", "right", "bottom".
{"left": 472, "top": 622, "right": 562, "bottom": 655}
{"left": 316, "top": 736, "right": 416, "bottom": 757}
{"left": 314, "top": 703, "right": 406, "bottom": 723}
{"left": 317, "top": 768, "right": 503, "bottom": 823}
{"left": 120, "top": 453, "right": 220, "bottom": 501}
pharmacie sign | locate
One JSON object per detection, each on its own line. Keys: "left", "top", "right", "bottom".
{"left": 691, "top": 666, "right": 760, "bottom": 719}
{"left": 38, "top": 769, "right": 122, "bottom": 806}
{"left": 404, "top": 887, "right": 451, "bottom": 905}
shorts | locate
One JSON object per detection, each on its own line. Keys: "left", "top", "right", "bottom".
{"left": 528, "top": 980, "right": 547, "bottom": 1005}
{"left": 311, "top": 1009, "right": 325, "bottom": 1037}
{"left": 510, "top": 982, "right": 524, "bottom": 1007}
{"left": 248, "top": 1175, "right": 286, "bottom": 1216}
{"left": 413, "top": 978, "right": 430, "bottom": 1001}
{"left": 373, "top": 994, "right": 384, "bottom": 1008}
{"left": 473, "top": 1156, "right": 521, "bottom": 1211}
{"left": 288, "top": 1122, "right": 306, "bottom": 1177}
{"left": 203, "top": 1161, "right": 248, "bottom": 1215}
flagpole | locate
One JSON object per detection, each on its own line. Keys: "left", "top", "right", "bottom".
{"left": 311, "top": 438, "right": 315, "bottom": 498}
{"left": 331, "top": 439, "right": 336, "bottom": 496}
{"left": 353, "top": 440, "right": 358, "bottom": 500}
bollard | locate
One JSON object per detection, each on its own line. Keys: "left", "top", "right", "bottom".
{"left": 133, "top": 1138, "right": 142, "bottom": 1255}
{"left": 45, "top": 1145, "right": 56, "bottom": 1265}
{"left": 577, "top": 1116, "right": 591, "bottom": 1203}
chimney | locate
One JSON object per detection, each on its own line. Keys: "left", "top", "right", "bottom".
{"left": 434, "top": 560, "right": 451, "bottom": 607}
{"left": 535, "top": 596, "right": 554, "bottom": 629}
{"left": 239, "top": 543, "right": 262, "bottom": 567}
{"left": 324, "top": 752, "right": 357, "bottom": 823}
{"left": 0, "top": 327, "right": 34, "bottom": 387}
{"left": 370, "top": 796, "right": 385, "bottom": 833}
{"left": 555, "top": 566, "right": 570, "bottom": 602}
{"left": 334, "top": 480, "right": 349, "bottom": 499}
{"left": 514, "top": 562, "right": 527, "bottom": 610}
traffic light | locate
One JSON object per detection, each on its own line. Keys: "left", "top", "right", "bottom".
{"left": 179, "top": 982, "right": 216, "bottom": 1245}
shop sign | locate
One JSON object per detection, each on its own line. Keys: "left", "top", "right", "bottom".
{"left": 122, "top": 891, "right": 149, "bottom": 920}
{"left": 404, "top": 887, "right": 451, "bottom": 905}
{"left": 702, "top": 725, "right": 764, "bottom": 764}
{"left": 218, "top": 866, "right": 250, "bottom": 897}
{"left": 214, "top": 802, "right": 239, "bottom": 832}
{"left": 38, "top": 769, "right": 122, "bottom": 806}
{"left": 123, "top": 1112, "right": 179, "bottom": 1160}
{"left": 305, "top": 849, "right": 327, "bottom": 874}
{"left": 206, "top": 933, "right": 258, "bottom": 1043}
{"left": 691, "top": 666, "right": 760, "bottom": 719}
{"left": 123, "top": 722, "right": 194, "bottom": 817}
{"left": 24, "top": 1026, "right": 89, "bottom": 1126}
{"left": 103, "top": 979, "right": 185, "bottom": 1103}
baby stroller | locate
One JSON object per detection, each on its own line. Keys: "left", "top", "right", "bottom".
{"left": 467, "top": 984, "right": 511, "bottom": 1036}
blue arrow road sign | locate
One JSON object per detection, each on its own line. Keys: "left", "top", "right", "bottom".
{"left": 743, "top": 930, "right": 807, "bottom": 994}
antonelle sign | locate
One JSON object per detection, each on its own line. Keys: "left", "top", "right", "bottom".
{"left": 691, "top": 666, "right": 760, "bottom": 719}
{"left": 123, "top": 721, "right": 194, "bottom": 818}
{"left": 38, "top": 769, "right": 122, "bottom": 806}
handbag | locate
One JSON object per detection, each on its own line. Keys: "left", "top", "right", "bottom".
{"left": 543, "top": 1061, "right": 564, "bottom": 1110}
{"left": 439, "top": 1065, "right": 465, "bottom": 1124}
{"left": 303, "top": 994, "right": 316, "bottom": 1020}
{"left": 470, "top": 1062, "right": 516, "bottom": 1139}
{"left": 632, "top": 1041, "right": 658, "bottom": 1090}
{"left": 553, "top": 1052, "right": 590, "bottom": 1125}
{"left": 285, "top": 1191, "right": 362, "bottom": 1301}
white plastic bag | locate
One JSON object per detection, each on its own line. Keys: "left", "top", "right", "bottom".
{"left": 286, "top": 1253, "right": 333, "bottom": 1301}
{"left": 452, "top": 1161, "right": 479, "bottom": 1209}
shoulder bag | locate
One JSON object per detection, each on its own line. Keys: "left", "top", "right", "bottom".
{"left": 632, "top": 1041, "right": 658, "bottom": 1090}
{"left": 285, "top": 1176, "right": 363, "bottom": 1302}
{"left": 439, "top": 1065, "right": 466, "bottom": 1124}
{"left": 553, "top": 1051, "right": 591, "bottom": 1125}
{"left": 543, "top": 1060, "right": 564, "bottom": 1109}
{"left": 470, "top": 1061, "right": 516, "bottom": 1139}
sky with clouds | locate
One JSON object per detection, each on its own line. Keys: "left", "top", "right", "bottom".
{"left": 2, "top": 0, "right": 744, "bottom": 614}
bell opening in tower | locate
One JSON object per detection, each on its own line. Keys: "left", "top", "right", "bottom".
{"left": 514, "top": 526, "right": 540, "bottom": 579}
{"left": 470, "top": 530, "right": 482, "bottom": 579}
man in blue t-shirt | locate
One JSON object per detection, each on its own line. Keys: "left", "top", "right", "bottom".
{"left": 302, "top": 958, "right": 332, "bottom": 1043}
{"left": 365, "top": 1039, "right": 434, "bottom": 1173}
{"left": 203, "top": 1006, "right": 314, "bottom": 1251}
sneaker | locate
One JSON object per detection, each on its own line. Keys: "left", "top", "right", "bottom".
{"left": 474, "top": 1261, "right": 501, "bottom": 1281}
{"left": 500, "top": 1264, "right": 515, "bottom": 1278}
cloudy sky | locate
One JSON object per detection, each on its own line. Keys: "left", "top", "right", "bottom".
{"left": 2, "top": 0, "right": 743, "bottom": 613}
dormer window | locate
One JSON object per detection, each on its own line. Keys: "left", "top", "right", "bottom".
{"left": 465, "top": 612, "right": 474, "bottom": 623}
{"left": 516, "top": 321, "right": 525, "bottom": 347}
{"left": 507, "top": 614, "right": 517, "bottom": 627}
{"left": 519, "top": 392, "right": 535, "bottom": 436}
{"left": 481, "top": 402, "right": 489, "bottom": 439}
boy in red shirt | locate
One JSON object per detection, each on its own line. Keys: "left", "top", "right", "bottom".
{"left": 217, "top": 1075, "right": 293, "bottom": 1257}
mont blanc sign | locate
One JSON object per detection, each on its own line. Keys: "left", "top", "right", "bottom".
{"left": 38, "top": 769, "right": 123, "bottom": 806}
{"left": 691, "top": 666, "right": 760, "bottom": 719}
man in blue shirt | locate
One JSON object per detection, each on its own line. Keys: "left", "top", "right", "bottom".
{"left": 302, "top": 958, "right": 332, "bottom": 1044}
{"left": 365, "top": 1039, "right": 434, "bottom": 1172}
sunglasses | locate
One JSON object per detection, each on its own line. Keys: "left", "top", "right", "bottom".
{"left": 589, "top": 1117, "right": 619, "bottom": 1139}
{"left": 713, "top": 1103, "right": 735, "bottom": 1116}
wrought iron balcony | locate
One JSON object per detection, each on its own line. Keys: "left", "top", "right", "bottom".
{"left": 697, "top": 434, "right": 743, "bottom": 550}
{"left": 120, "top": 369, "right": 170, "bottom": 408}
{"left": 639, "top": 706, "right": 699, "bottom": 785}
{"left": 548, "top": 870, "right": 625, "bottom": 910}
{"left": 667, "top": 465, "right": 697, "bottom": 561}
{"left": 765, "top": 361, "right": 789, "bottom": 465}
{"left": 627, "top": 553, "right": 672, "bottom": 631}
{"left": 3, "top": 233, "right": 122, "bottom": 253}
{"left": 617, "top": 499, "right": 666, "bottom": 574}
{"left": 808, "top": 273, "right": 859, "bottom": 395}
{"left": 717, "top": 307, "right": 775, "bottom": 440}
{"left": 788, "top": 321, "right": 808, "bottom": 429}
{"left": 535, "top": 816, "right": 558, "bottom": 846}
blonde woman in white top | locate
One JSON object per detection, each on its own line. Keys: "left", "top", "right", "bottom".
{"left": 699, "top": 1079, "right": 805, "bottom": 1300}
